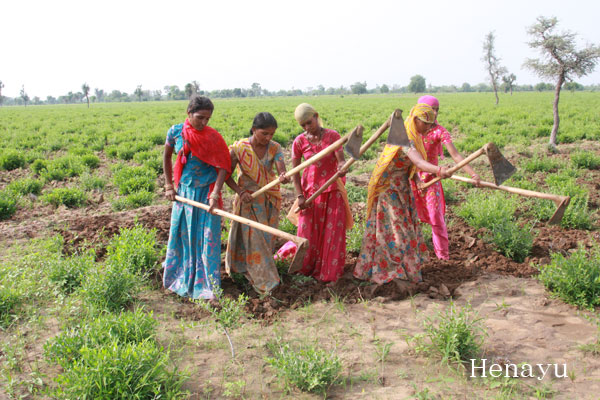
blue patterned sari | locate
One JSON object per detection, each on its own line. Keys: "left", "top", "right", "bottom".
{"left": 163, "top": 123, "right": 222, "bottom": 299}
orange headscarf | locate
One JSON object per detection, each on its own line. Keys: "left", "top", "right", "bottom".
{"left": 365, "top": 104, "right": 435, "bottom": 216}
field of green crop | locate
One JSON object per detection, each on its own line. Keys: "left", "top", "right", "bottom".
{"left": 1, "top": 92, "right": 600, "bottom": 398}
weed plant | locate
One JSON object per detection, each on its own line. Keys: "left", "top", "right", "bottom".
{"left": 265, "top": 339, "right": 342, "bottom": 394}
{"left": 409, "top": 302, "right": 486, "bottom": 367}
{"left": 441, "top": 179, "right": 460, "bottom": 203}
{"left": 80, "top": 262, "right": 139, "bottom": 313}
{"left": 347, "top": 218, "right": 365, "bottom": 253}
{"left": 0, "top": 190, "right": 18, "bottom": 220}
{"left": 41, "top": 187, "right": 87, "bottom": 208}
{"left": 40, "top": 155, "right": 85, "bottom": 181}
{"left": 457, "top": 191, "right": 533, "bottom": 261}
{"left": 420, "top": 223, "right": 433, "bottom": 250}
{"left": 486, "top": 221, "right": 534, "bottom": 263}
{"left": 534, "top": 171, "right": 593, "bottom": 229}
{"left": 279, "top": 214, "right": 297, "bottom": 236}
{"left": 80, "top": 171, "right": 107, "bottom": 191}
{"left": 45, "top": 308, "right": 158, "bottom": 368}
{"left": 198, "top": 290, "right": 249, "bottom": 331}
{"left": 0, "top": 150, "right": 26, "bottom": 170}
{"left": 47, "top": 251, "right": 95, "bottom": 294}
{"left": 0, "top": 286, "right": 23, "bottom": 327}
{"left": 53, "top": 340, "right": 188, "bottom": 399}
{"left": 571, "top": 150, "right": 600, "bottom": 169}
{"left": 346, "top": 183, "right": 367, "bottom": 203}
{"left": 81, "top": 154, "right": 100, "bottom": 169}
{"left": 522, "top": 155, "right": 563, "bottom": 173}
{"left": 30, "top": 159, "right": 47, "bottom": 174}
{"left": 6, "top": 177, "right": 44, "bottom": 196}
{"left": 111, "top": 190, "right": 154, "bottom": 210}
{"left": 112, "top": 165, "right": 156, "bottom": 195}
{"left": 106, "top": 224, "right": 161, "bottom": 276}
{"left": 538, "top": 245, "right": 600, "bottom": 309}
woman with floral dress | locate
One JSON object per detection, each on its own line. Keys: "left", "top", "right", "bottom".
{"left": 354, "top": 103, "right": 451, "bottom": 284}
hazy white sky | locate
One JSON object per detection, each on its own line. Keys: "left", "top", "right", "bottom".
{"left": 2, "top": 0, "right": 599, "bottom": 98}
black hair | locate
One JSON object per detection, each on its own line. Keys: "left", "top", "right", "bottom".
{"left": 187, "top": 95, "right": 214, "bottom": 114}
{"left": 249, "top": 112, "right": 278, "bottom": 135}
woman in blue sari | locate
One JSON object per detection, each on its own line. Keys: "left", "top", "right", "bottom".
{"left": 162, "top": 95, "right": 231, "bottom": 299}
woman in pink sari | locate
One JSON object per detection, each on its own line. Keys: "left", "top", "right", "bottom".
{"left": 410, "top": 95, "right": 481, "bottom": 260}
{"left": 291, "top": 103, "right": 349, "bottom": 282}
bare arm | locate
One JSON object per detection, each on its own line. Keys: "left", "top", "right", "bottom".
{"left": 334, "top": 148, "right": 347, "bottom": 177}
{"left": 275, "top": 159, "right": 290, "bottom": 184}
{"left": 291, "top": 157, "right": 308, "bottom": 209}
{"left": 163, "top": 144, "right": 175, "bottom": 200}
{"left": 406, "top": 148, "right": 451, "bottom": 178}
{"left": 208, "top": 167, "right": 228, "bottom": 213}
{"left": 446, "top": 142, "right": 480, "bottom": 181}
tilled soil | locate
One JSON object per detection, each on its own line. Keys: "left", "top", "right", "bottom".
{"left": 6, "top": 195, "right": 591, "bottom": 324}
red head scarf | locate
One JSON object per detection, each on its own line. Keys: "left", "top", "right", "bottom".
{"left": 173, "top": 119, "right": 231, "bottom": 207}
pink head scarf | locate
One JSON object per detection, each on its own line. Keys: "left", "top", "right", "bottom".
{"left": 417, "top": 95, "right": 439, "bottom": 108}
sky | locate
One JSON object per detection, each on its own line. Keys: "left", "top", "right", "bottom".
{"left": 2, "top": 0, "right": 600, "bottom": 98}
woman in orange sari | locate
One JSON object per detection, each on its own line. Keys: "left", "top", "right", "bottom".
{"left": 354, "top": 104, "right": 451, "bottom": 284}
{"left": 225, "top": 112, "right": 289, "bottom": 294}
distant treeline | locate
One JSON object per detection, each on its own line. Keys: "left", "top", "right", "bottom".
{"left": 1, "top": 81, "right": 598, "bottom": 106}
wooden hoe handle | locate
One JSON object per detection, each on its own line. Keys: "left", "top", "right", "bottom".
{"left": 250, "top": 130, "right": 351, "bottom": 199}
{"left": 420, "top": 146, "right": 487, "bottom": 190}
{"left": 175, "top": 195, "right": 302, "bottom": 243}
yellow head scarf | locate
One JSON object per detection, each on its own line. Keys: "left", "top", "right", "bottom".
{"left": 294, "top": 103, "right": 323, "bottom": 127}
{"left": 365, "top": 103, "right": 435, "bottom": 216}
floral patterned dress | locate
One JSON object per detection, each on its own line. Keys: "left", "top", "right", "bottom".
{"left": 409, "top": 124, "right": 453, "bottom": 260}
{"left": 354, "top": 147, "right": 429, "bottom": 284}
{"left": 292, "top": 129, "right": 346, "bottom": 282}
{"left": 225, "top": 139, "right": 283, "bottom": 294}
{"left": 163, "top": 123, "right": 222, "bottom": 299}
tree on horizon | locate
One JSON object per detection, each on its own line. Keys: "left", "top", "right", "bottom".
{"left": 82, "top": 83, "right": 90, "bottom": 108}
{"left": 524, "top": 16, "right": 600, "bottom": 148}
{"left": 408, "top": 75, "right": 426, "bottom": 93}
{"left": 482, "top": 31, "right": 507, "bottom": 105}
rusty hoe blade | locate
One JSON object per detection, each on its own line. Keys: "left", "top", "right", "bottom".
{"left": 288, "top": 238, "right": 309, "bottom": 274}
{"left": 344, "top": 125, "right": 364, "bottom": 160}
{"left": 549, "top": 197, "right": 570, "bottom": 225}
{"left": 386, "top": 111, "right": 410, "bottom": 147}
{"left": 484, "top": 143, "right": 516, "bottom": 186}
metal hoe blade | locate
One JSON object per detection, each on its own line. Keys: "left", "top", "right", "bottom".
{"left": 386, "top": 110, "right": 410, "bottom": 147}
{"left": 287, "top": 238, "right": 309, "bottom": 273}
{"left": 484, "top": 143, "right": 516, "bottom": 186}
{"left": 549, "top": 197, "right": 570, "bottom": 225}
{"left": 344, "top": 125, "right": 364, "bottom": 160}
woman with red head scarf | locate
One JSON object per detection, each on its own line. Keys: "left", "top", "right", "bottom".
{"left": 354, "top": 104, "right": 452, "bottom": 284}
{"left": 162, "top": 95, "right": 231, "bottom": 300}
{"left": 410, "top": 95, "right": 480, "bottom": 260}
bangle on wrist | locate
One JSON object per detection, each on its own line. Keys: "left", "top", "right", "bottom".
{"left": 437, "top": 166, "right": 442, "bottom": 177}
{"left": 209, "top": 193, "right": 219, "bottom": 200}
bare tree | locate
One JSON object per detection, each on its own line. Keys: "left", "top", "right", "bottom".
{"left": 482, "top": 31, "right": 507, "bottom": 105}
{"left": 502, "top": 73, "right": 517, "bottom": 95}
{"left": 524, "top": 16, "right": 600, "bottom": 148}
{"left": 0, "top": 80, "right": 4, "bottom": 106}
{"left": 82, "top": 83, "right": 90, "bottom": 108}
{"left": 20, "top": 85, "right": 29, "bottom": 107}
